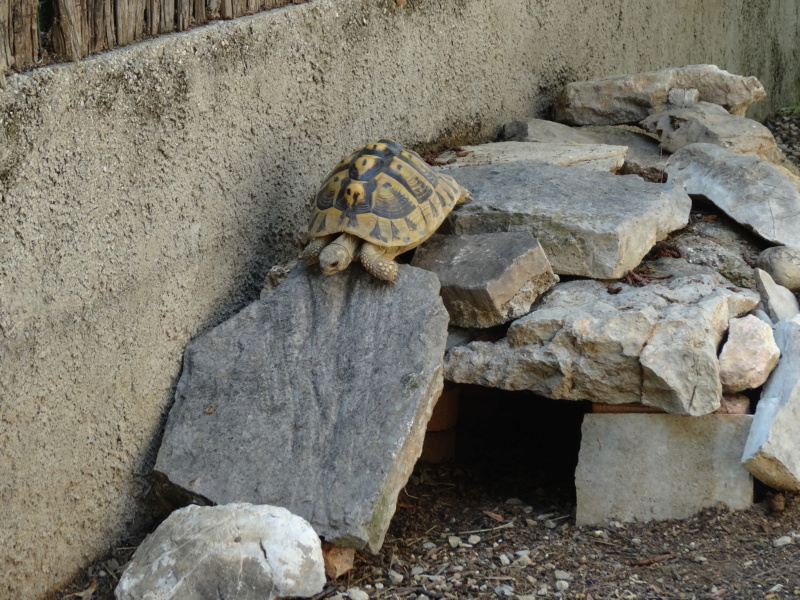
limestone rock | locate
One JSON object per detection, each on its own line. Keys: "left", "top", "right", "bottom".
{"left": 155, "top": 264, "right": 449, "bottom": 552}
{"left": 719, "top": 315, "right": 780, "bottom": 393}
{"left": 410, "top": 232, "right": 558, "bottom": 328}
{"left": 115, "top": 503, "right": 325, "bottom": 600}
{"left": 501, "top": 118, "right": 668, "bottom": 182}
{"left": 755, "top": 268, "right": 800, "bottom": 322}
{"left": 716, "top": 395, "right": 752, "bottom": 415}
{"left": 555, "top": 64, "right": 765, "bottom": 125}
{"left": 576, "top": 414, "right": 753, "bottom": 526}
{"left": 444, "top": 259, "right": 759, "bottom": 415}
{"left": 742, "top": 317, "right": 800, "bottom": 491}
{"left": 445, "top": 161, "right": 690, "bottom": 278}
{"left": 759, "top": 246, "right": 800, "bottom": 291}
{"left": 640, "top": 102, "right": 777, "bottom": 155}
{"left": 434, "top": 141, "right": 626, "bottom": 172}
{"left": 668, "top": 87, "right": 700, "bottom": 107}
{"left": 666, "top": 144, "right": 800, "bottom": 248}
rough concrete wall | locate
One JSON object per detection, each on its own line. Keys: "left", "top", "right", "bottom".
{"left": 1, "top": 0, "right": 798, "bottom": 596}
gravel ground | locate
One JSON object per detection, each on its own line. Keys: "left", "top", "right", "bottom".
{"left": 52, "top": 110, "right": 800, "bottom": 600}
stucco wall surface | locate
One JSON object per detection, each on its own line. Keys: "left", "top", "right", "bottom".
{"left": 1, "top": 0, "right": 799, "bottom": 596}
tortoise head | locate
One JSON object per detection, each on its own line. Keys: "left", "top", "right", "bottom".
{"left": 318, "top": 233, "right": 360, "bottom": 275}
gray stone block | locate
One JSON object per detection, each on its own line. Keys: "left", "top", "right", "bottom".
{"left": 446, "top": 161, "right": 690, "bottom": 278}
{"left": 155, "top": 264, "right": 448, "bottom": 552}
{"left": 411, "top": 232, "right": 558, "bottom": 328}
{"left": 575, "top": 414, "right": 754, "bottom": 526}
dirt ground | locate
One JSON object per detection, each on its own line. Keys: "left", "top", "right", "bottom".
{"left": 52, "top": 112, "right": 800, "bottom": 600}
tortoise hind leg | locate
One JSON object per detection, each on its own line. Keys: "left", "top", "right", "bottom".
{"left": 301, "top": 234, "right": 335, "bottom": 265}
{"left": 359, "top": 243, "right": 399, "bottom": 283}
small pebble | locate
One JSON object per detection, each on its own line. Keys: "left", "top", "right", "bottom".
{"left": 693, "top": 555, "right": 708, "bottom": 563}
{"left": 554, "top": 569, "right": 571, "bottom": 580}
{"left": 388, "top": 569, "right": 403, "bottom": 584}
{"left": 374, "top": 583, "right": 384, "bottom": 591}
{"left": 494, "top": 584, "right": 514, "bottom": 597}
{"left": 423, "top": 541, "right": 436, "bottom": 550}
{"left": 769, "top": 583, "right": 784, "bottom": 593}
{"left": 346, "top": 588, "right": 369, "bottom": 600}
{"left": 537, "top": 583, "right": 549, "bottom": 596}
{"left": 468, "top": 534, "right": 481, "bottom": 545}
{"left": 499, "top": 553, "right": 510, "bottom": 566}
{"left": 448, "top": 535, "right": 462, "bottom": 549}
{"left": 411, "top": 566, "right": 424, "bottom": 576}
{"left": 774, "top": 535, "right": 794, "bottom": 547}
{"left": 506, "top": 497, "right": 524, "bottom": 505}
{"left": 544, "top": 520, "right": 557, "bottom": 529}
{"left": 556, "top": 580, "right": 569, "bottom": 592}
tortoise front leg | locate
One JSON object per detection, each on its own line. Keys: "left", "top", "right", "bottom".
{"left": 301, "top": 234, "right": 335, "bottom": 265}
{"left": 359, "top": 243, "right": 398, "bottom": 283}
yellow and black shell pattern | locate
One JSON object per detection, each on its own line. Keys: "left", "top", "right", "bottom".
{"left": 308, "top": 139, "right": 465, "bottom": 248}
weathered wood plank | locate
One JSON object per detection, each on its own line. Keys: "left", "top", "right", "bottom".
{"left": 10, "top": 0, "right": 38, "bottom": 69}
{"left": 88, "top": 0, "right": 116, "bottom": 52}
{"left": 0, "top": 0, "right": 13, "bottom": 78}
{"left": 53, "top": 0, "right": 90, "bottom": 61}
{"left": 193, "top": 0, "right": 205, "bottom": 27}
{"left": 115, "top": 0, "right": 146, "bottom": 46}
{"left": 147, "top": 0, "right": 174, "bottom": 35}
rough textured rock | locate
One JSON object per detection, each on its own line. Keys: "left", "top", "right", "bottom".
{"left": 411, "top": 232, "right": 558, "bottom": 328}
{"left": 501, "top": 119, "right": 668, "bottom": 182}
{"left": 576, "top": 414, "right": 753, "bottom": 526}
{"left": 434, "top": 141, "right": 626, "bottom": 172}
{"left": 640, "top": 102, "right": 777, "bottom": 155}
{"left": 155, "top": 264, "right": 448, "bottom": 552}
{"left": 668, "top": 87, "right": 700, "bottom": 107}
{"left": 759, "top": 246, "right": 800, "bottom": 291}
{"left": 666, "top": 144, "right": 800, "bottom": 248}
{"left": 445, "top": 161, "right": 690, "bottom": 278}
{"left": 755, "top": 268, "right": 800, "bottom": 322}
{"left": 719, "top": 315, "right": 780, "bottom": 393}
{"left": 445, "top": 260, "right": 759, "bottom": 415}
{"left": 115, "top": 503, "right": 325, "bottom": 600}
{"left": 742, "top": 317, "right": 800, "bottom": 491}
{"left": 667, "top": 211, "right": 765, "bottom": 290}
{"left": 555, "top": 64, "right": 766, "bottom": 125}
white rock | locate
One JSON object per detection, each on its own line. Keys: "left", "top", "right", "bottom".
{"left": 759, "top": 246, "right": 800, "bottom": 291}
{"left": 115, "top": 503, "right": 325, "bottom": 600}
{"left": 555, "top": 64, "right": 765, "bottom": 125}
{"left": 773, "top": 535, "right": 794, "bottom": 548}
{"left": 742, "top": 317, "right": 800, "bottom": 491}
{"left": 755, "top": 268, "right": 800, "bottom": 322}
{"left": 554, "top": 570, "right": 571, "bottom": 580}
{"left": 576, "top": 414, "right": 753, "bottom": 526}
{"left": 555, "top": 580, "right": 570, "bottom": 592}
{"left": 468, "top": 535, "right": 481, "bottom": 545}
{"left": 347, "top": 587, "right": 369, "bottom": 600}
{"left": 719, "top": 315, "right": 780, "bottom": 393}
{"left": 388, "top": 570, "right": 404, "bottom": 584}
{"left": 448, "top": 535, "right": 462, "bottom": 548}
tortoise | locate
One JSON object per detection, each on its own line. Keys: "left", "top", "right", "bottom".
{"left": 301, "top": 139, "right": 472, "bottom": 282}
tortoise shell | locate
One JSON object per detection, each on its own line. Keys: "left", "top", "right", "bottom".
{"left": 308, "top": 139, "right": 465, "bottom": 248}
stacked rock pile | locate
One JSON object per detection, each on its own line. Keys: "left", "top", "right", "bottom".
{"left": 115, "top": 65, "right": 800, "bottom": 599}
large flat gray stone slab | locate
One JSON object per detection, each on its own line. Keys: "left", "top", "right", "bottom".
{"left": 445, "top": 259, "right": 759, "bottom": 415}
{"left": 555, "top": 64, "right": 766, "bottom": 125}
{"left": 434, "top": 141, "right": 626, "bottom": 172}
{"left": 155, "top": 264, "right": 448, "bottom": 552}
{"left": 576, "top": 414, "right": 753, "bottom": 526}
{"left": 502, "top": 119, "right": 668, "bottom": 182}
{"left": 666, "top": 143, "right": 800, "bottom": 248}
{"left": 411, "top": 232, "right": 558, "bottom": 328}
{"left": 445, "top": 161, "right": 691, "bottom": 278}
{"left": 742, "top": 316, "right": 800, "bottom": 491}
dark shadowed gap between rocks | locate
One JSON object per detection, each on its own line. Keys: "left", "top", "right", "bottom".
{"left": 445, "top": 385, "right": 590, "bottom": 507}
